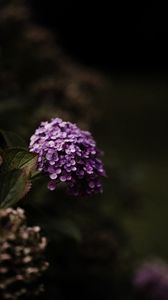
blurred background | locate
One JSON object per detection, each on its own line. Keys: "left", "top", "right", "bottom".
{"left": 1, "top": 1, "right": 168, "bottom": 299}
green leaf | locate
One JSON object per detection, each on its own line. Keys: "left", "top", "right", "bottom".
{"left": 1, "top": 148, "right": 38, "bottom": 176}
{"left": 0, "top": 169, "right": 30, "bottom": 208}
{"left": 0, "top": 129, "right": 26, "bottom": 149}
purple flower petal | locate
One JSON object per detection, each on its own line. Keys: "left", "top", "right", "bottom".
{"left": 48, "top": 181, "right": 56, "bottom": 191}
{"left": 29, "top": 117, "right": 105, "bottom": 196}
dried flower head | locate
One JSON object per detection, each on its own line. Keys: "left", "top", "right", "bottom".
{"left": 29, "top": 118, "right": 105, "bottom": 196}
{"left": 133, "top": 259, "right": 168, "bottom": 300}
{"left": 0, "top": 208, "right": 48, "bottom": 299}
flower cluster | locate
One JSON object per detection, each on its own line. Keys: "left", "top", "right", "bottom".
{"left": 0, "top": 208, "right": 48, "bottom": 299}
{"left": 29, "top": 118, "right": 105, "bottom": 196}
{"left": 133, "top": 260, "right": 168, "bottom": 300}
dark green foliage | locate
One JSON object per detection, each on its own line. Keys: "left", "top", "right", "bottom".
{"left": 0, "top": 129, "right": 27, "bottom": 149}
{"left": 0, "top": 134, "right": 37, "bottom": 208}
{"left": 0, "top": 148, "right": 37, "bottom": 175}
{"left": 0, "top": 169, "right": 29, "bottom": 208}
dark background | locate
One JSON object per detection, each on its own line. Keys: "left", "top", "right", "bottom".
{"left": 27, "top": 0, "right": 168, "bottom": 263}
{"left": 30, "top": 1, "right": 168, "bottom": 72}
{"left": 1, "top": 2, "right": 168, "bottom": 299}
{"left": 28, "top": 0, "right": 168, "bottom": 278}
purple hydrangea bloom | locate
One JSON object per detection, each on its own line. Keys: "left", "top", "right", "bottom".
{"left": 29, "top": 118, "right": 105, "bottom": 196}
{"left": 133, "top": 260, "right": 168, "bottom": 300}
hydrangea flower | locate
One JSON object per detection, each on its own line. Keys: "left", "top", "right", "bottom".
{"left": 133, "top": 260, "right": 168, "bottom": 300}
{"left": 29, "top": 118, "right": 105, "bottom": 196}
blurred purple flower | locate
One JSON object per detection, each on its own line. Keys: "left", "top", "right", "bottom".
{"left": 133, "top": 259, "right": 168, "bottom": 300}
{"left": 29, "top": 118, "right": 105, "bottom": 196}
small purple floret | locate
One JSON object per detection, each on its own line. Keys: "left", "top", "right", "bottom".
{"left": 133, "top": 260, "right": 168, "bottom": 300}
{"left": 29, "top": 118, "right": 106, "bottom": 196}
